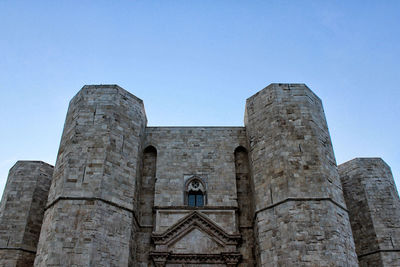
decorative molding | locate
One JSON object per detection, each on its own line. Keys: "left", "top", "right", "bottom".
{"left": 150, "top": 211, "right": 242, "bottom": 266}
{"left": 149, "top": 252, "right": 168, "bottom": 266}
{"left": 149, "top": 252, "right": 241, "bottom": 265}
{"left": 154, "top": 205, "right": 238, "bottom": 210}
{"left": 222, "top": 252, "right": 242, "bottom": 266}
{"left": 152, "top": 211, "right": 241, "bottom": 246}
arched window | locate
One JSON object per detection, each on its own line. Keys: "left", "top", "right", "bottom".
{"left": 185, "top": 178, "right": 206, "bottom": 207}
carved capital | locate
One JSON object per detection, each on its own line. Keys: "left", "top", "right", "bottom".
{"left": 222, "top": 252, "right": 241, "bottom": 266}
{"left": 149, "top": 251, "right": 168, "bottom": 266}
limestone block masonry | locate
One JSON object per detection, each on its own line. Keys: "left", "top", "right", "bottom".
{"left": 34, "top": 85, "right": 147, "bottom": 266}
{"left": 244, "top": 84, "right": 358, "bottom": 266}
{"left": 339, "top": 158, "right": 400, "bottom": 266}
{"left": 0, "top": 161, "right": 53, "bottom": 267}
{"left": 0, "top": 83, "right": 399, "bottom": 266}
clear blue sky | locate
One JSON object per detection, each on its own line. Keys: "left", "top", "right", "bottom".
{"left": 1, "top": 1, "right": 399, "bottom": 199}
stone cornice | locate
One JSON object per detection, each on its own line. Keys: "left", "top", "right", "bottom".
{"left": 149, "top": 252, "right": 241, "bottom": 265}
{"left": 0, "top": 247, "right": 36, "bottom": 254}
{"left": 154, "top": 205, "right": 238, "bottom": 211}
{"left": 358, "top": 249, "right": 400, "bottom": 259}
{"left": 45, "top": 197, "right": 142, "bottom": 230}
{"left": 254, "top": 197, "right": 348, "bottom": 220}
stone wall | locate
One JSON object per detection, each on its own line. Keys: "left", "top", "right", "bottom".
{"left": 146, "top": 127, "right": 251, "bottom": 265}
{"left": 34, "top": 85, "right": 147, "bottom": 266}
{"left": 2, "top": 83, "right": 399, "bottom": 266}
{"left": 245, "top": 83, "right": 358, "bottom": 266}
{"left": 339, "top": 158, "right": 400, "bottom": 266}
{"left": 146, "top": 127, "right": 248, "bottom": 208}
{"left": 0, "top": 161, "right": 53, "bottom": 267}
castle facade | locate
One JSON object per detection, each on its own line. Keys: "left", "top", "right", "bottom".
{"left": 0, "top": 84, "right": 399, "bottom": 266}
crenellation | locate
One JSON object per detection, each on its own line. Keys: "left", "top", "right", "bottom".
{"left": 0, "top": 83, "right": 398, "bottom": 266}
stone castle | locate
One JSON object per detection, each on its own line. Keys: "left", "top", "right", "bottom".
{"left": 0, "top": 83, "right": 399, "bottom": 266}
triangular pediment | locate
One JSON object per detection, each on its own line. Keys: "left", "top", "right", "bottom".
{"left": 151, "top": 211, "right": 241, "bottom": 246}
{"left": 169, "top": 227, "right": 223, "bottom": 254}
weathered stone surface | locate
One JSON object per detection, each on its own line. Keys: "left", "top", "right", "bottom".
{"left": 35, "top": 199, "right": 133, "bottom": 266}
{"left": 146, "top": 127, "right": 247, "bottom": 208}
{"left": 46, "top": 85, "right": 146, "bottom": 210}
{"left": 255, "top": 200, "right": 356, "bottom": 266}
{"left": 0, "top": 250, "right": 35, "bottom": 267}
{"left": 1, "top": 83, "right": 397, "bottom": 266}
{"left": 234, "top": 146, "right": 255, "bottom": 266}
{"left": 34, "top": 85, "right": 147, "bottom": 266}
{"left": 245, "top": 83, "right": 358, "bottom": 266}
{"left": 137, "top": 145, "right": 157, "bottom": 266}
{"left": 339, "top": 158, "right": 400, "bottom": 266}
{"left": 0, "top": 161, "right": 53, "bottom": 267}
{"left": 145, "top": 127, "right": 250, "bottom": 265}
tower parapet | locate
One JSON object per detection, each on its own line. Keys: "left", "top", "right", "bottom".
{"left": 245, "top": 83, "right": 358, "bottom": 265}
{"left": 34, "top": 85, "right": 147, "bottom": 266}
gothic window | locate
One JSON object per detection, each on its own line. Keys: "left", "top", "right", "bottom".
{"left": 185, "top": 179, "right": 206, "bottom": 207}
{"left": 188, "top": 191, "right": 204, "bottom": 207}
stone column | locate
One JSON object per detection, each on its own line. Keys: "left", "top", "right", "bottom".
{"left": 34, "top": 85, "right": 147, "bottom": 266}
{"left": 245, "top": 83, "right": 358, "bottom": 266}
{"left": 339, "top": 158, "right": 400, "bottom": 266}
{"left": 0, "top": 161, "right": 53, "bottom": 267}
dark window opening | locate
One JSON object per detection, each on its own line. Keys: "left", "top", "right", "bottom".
{"left": 188, "top": 190, "right": 204, "bottom": 207}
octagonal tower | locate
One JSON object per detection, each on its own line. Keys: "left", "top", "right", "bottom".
{"left": 245, "top": 83, "right": 358, "bottom": 266}
{"left": 34, "top": 85, "right": 147, "bottom": 266}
